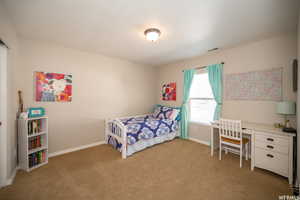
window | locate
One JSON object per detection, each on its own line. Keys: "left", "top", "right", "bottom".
{"left": 189, "top": 71, "right": 216, "bottom": 124}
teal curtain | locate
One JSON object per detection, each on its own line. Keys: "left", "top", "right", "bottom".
{"left": 207, "top": 64, "right": 223, "bottom": 120}
{"left": 180, "top": 69, "right": 195, "bottom": 139}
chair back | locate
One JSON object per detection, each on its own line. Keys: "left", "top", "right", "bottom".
{"left": 219, "top": 119, "right": 242, "bottom": 141}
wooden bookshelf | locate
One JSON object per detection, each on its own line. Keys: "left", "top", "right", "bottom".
{"left": 18, "top": 116, "right": 48, "bottom": 172}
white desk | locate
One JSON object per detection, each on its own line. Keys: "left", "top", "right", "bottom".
{"left": 210, "top": 121, "right": 296, "bottom": 184}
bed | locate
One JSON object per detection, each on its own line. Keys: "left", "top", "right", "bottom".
{"left": 105, "top": 105, "right": 181, "bottom": 159}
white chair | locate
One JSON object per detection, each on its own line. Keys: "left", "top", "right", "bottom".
{"left": 219, "top": 119, "right": 250, "bottom": 168}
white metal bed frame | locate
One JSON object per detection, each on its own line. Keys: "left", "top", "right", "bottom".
{"left": 105, "top": 114, "right": 179, "bottom": 159}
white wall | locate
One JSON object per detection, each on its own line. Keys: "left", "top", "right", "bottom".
{"left": 0, "top": 2, "right": 19, "bottom": 182}
{"left": 157, "top": 32, "right": 297, "bottom": 143}
{"left": 0, "top": 0, "right": 157, "bottom": 181}
{"left": 17, "top": 38, "right": 157, "bottom": 153}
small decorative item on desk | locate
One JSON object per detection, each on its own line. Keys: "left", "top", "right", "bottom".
{"left": 282, "top": 120, "right": 297, "bottom": 133}
{"left": 282, "top": 127, "right": 296, "bottom": 133}
{"left": 276, "top": 101, "right": 296, "bottom": 133}
{"left": 28, "top": 107, "right": 45, "bottom": 118}
{"left": 274, "top": 123, "right": 284, "bottom": 128}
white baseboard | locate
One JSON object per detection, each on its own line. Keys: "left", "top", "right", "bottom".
{"left": 189, "top": 137, "right": 210, "bottom": 146}
{"left": 4, "top": 166, "right": 19, "bottom": 187}
{"left": 49, "top": 141, "right": 106, "bottom": 158}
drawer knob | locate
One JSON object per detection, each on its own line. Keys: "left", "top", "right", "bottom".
{"left": 266, "top": 138, "right": 274, "bottom": 142}
{"left": 266, "top": 145, "right": 274, "bottom": 149}
{"left": 266, "top": 154, "right": 274, "bottom": 158}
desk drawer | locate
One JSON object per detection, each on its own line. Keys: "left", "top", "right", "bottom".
{"left": 255, "top": 147, "right": 288, "bottom": 177}
{"left": 255, "top": 140, "right": 288, "bottom": 154}
{"left": 255, "top": 133, "right": 288, "bottom": 146}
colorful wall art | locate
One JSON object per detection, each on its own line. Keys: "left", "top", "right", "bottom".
{"left": 35, "top": 72, "right": 72, "bottom": 102}
{"left": 162, "top": 82, "right": 176, "bottom": 101}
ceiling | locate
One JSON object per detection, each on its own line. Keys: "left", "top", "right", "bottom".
{"left": 2, "top": 0, "right": 300, "bottom": 66}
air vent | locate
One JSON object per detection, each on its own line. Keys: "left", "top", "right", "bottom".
{"left": 208, "top": 48, "right": 219, "bottom": 52}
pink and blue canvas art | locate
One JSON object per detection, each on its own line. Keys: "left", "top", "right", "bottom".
{"left": 35, "top": 72, "right": 72, "bottom": 102}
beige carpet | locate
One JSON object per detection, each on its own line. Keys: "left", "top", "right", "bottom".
{"left": 0, "top": 139, "right": 291, "bottom": 200}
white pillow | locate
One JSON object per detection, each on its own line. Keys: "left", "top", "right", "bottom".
{"left": 169, "top": 109, "right": 180, "bottom": 120}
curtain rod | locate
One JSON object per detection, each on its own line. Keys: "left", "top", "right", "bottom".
{"left": 182, "top": 62, "right": 224, "bottom": 72}
{"left": 0, "top": 39, "right": 9, "bottom": 49}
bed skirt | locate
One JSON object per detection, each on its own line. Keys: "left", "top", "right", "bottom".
{"left": 108, "top": 131, "right": 178, "bottom": 156}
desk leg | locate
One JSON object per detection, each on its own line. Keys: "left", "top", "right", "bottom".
{"left": 210, "top": 126, "right": 214, "bottom": 156}
{"left": 251, "top": 133, "right": 254, "bottom": 171}
{"left": 288, "top": 136, "right": 293, "bottom": 185}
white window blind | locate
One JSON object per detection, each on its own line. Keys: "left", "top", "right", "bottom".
{"left": 189, "top": 71, "right": 216, "bottom": 124}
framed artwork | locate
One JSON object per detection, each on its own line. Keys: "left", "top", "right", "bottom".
{"left": 162, "top": 82, "right": 176, "bottom": 101}
{"left": 225, "top": 68, "right": 282, "bottom": 101}
{"left": 35, "top": 72, "right": 72, "bottom": 102}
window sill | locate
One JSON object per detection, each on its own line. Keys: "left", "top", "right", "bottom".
{"left": 189, "top": 121, "right": 211, "bottom": 127}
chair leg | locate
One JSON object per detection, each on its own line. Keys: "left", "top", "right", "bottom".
{"left": 245, "top": 143, "right": 248, "bottom": 161}
{"left": 240, "top": 146, "right": 242, "bottom": 168}
{"left": 225, "top": 148, "right": 228, "bottom": 154}
{"left": 219, "top": 142, "right": 222, "bottom": 160}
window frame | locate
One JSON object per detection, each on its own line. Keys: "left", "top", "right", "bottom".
{"left": 189, "top": 70, "right": 216, "bottom": 125}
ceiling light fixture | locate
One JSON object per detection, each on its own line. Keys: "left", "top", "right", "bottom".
{"left": 144, "top": 28, "right": 161, "bottom": 42}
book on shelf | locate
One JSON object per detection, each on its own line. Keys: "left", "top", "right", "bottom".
{"left": 28, "top": 150, "right": 46, "bottom": 168}
{"left": 28, "top": 119, "right": 43, "bottom": 135}
{"left": 28, "top": 135, "right": 43, "bottom": 150}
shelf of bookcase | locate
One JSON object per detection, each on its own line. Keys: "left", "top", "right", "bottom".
{"left": 28, "top": 131, "right": 47, "bottom": 138}
{"left": 19, "top": 116, "right": 48, "bottom": 172}
{"left": 27, "top": 116, "right": 48, "bottom": 121}
{"left": 28, "top": 161, "right": 48, "bottom": 172}
{"left": 28, "top": 146, "right": 47, "bottom": 155}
